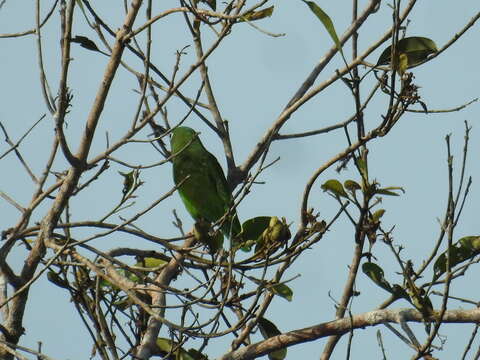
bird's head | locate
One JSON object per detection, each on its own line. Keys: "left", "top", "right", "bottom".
{"left": 170, "top": 126, "right": 202, "bottom": 155}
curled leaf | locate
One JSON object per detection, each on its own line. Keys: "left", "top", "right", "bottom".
{"left": 433, "top": 236, "right": 480, "bottom": 279}
{"left": 344, "top": 179, "right": 361, "bottom": 193}
{"left": 240, "top": 216, "right": 271, "bottom": 251}
{"left": 321, "top": 179, "right": 348, "bottom": 198}
{"left": 71, "top": 35, "right": 100, "bottom": 52}
{"left": 377, "top": 36, "right": 438, "bottom": 70}
{"left": 255, "top": 217, "right": 291, "bottom": 258}
{"left": 362, "top": 262, "right": 393, "bottom": 293}
{"left": 371, "top": 209, "right": 386, "bottom": 222}
{"left": 258, "top": 318, "right": 287, "bottom": 360}
{"left": 242, "top": 216, "right": 271, "bottom": 241}
{"left": 240, "top": 6, "right": 274, "bottom": 22}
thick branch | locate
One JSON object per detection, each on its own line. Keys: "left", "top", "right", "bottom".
{"left": 220, "top": 308, "right": 480, "bottom": 360}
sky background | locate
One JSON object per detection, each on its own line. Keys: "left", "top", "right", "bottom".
{"left": 1, "top": 1, "right": 479, "bottom": 359}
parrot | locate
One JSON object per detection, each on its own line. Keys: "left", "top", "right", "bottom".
{"left": 170, "top": 126, "right": 241, "bottom": 252}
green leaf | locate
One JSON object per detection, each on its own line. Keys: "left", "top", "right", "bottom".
{"left": 371, "top": 209, "right": 385, "bottom": 222}
{"left": 156, "top": 338, "right": 195, "bottom": 360}
{"left": 377, "top": 36, "right": 438, "bottom": 70}
{"left": 321, "top": 179, "right": 348, "bottom": 198}
{"left": 344, "top": 179, "right": 361, "bottom": 193}
{"left": 135, "top": 257, "right": 168, "bottom": 269}
{"left": 240, "top": 216, "right": 272, "bottom": 252}
{"left": 356, "top": 158, "right": 368, "bottom": 180}
{"left": 362, "top": 262, "right": 393, "bottom": 293}
{"left": 433, "top": 236, "right": 480, "bottom": 279}
{"left": 270, "top": 283, "right": 293, "bottom": 301}
{"left": 375, "top": 186, "right": 405, "bottom": 196}
{"left": 433, "top": 246, "right": 462, "bottom": 279}
{"left": 301, "top": 1, "right": 341, "bottom": 52}
{"left": 240, "top": 6, "right": 274, "bottom": 22}
{"left": 242, "top": 216, "right": 271, "bottom": 241}
{"left": 155, "top": 338, "right": 174, "bottom": 354}
{"left": 100, "top": 268, "right": 139, "bottom": 289}
{"left": 258, "top": 318, "right": 287, "bottom": 360}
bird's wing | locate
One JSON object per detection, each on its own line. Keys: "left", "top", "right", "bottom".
{"left": 205, "top": 151, "right": 231, "bottom": 213}
{"left": 205, "top": 151, "right": 241, "bottom": 237}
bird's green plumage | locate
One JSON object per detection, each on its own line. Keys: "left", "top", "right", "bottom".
{"left": 171, "top": 127, "right": 241, "bottom": 250}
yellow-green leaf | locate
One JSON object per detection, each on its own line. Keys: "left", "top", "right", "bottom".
{"left": 135, "top": 257, "right": 168, "bottom": 269}
{"left": 321, "top": 179, "right": 348, "bottom": 198}
{"left": 371, "top": 209, "right": 386, "bottom": 222}
{"left": 270, "top": 283, "right": 293, "bottom": 301}
{"left": 255, "top": 217, "right": 291, "bottom": 256}
{"left": 156, "top": 338, "right": 195, "bottom": 360}
{"left": 459, "top": 236, "right": 480, "bottom": 251}
{"left": 240, "top": 6, "right": 274, "bottom": 22}
{"left": 375, "top": 186, "right": 404, "bottom": 196}
{"left": 398, "top": 52, "right": 409, "bottom": 75}
{"left": 356, "top": 158, "right": 368, "bottom": 180}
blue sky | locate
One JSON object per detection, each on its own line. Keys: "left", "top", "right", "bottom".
{"left": 1, "top": 1, "right": 479, "bottom": 359}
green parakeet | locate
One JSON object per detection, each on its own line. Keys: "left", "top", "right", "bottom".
{"left": 171, "top": 126, "right": 241, "bottom": 252}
